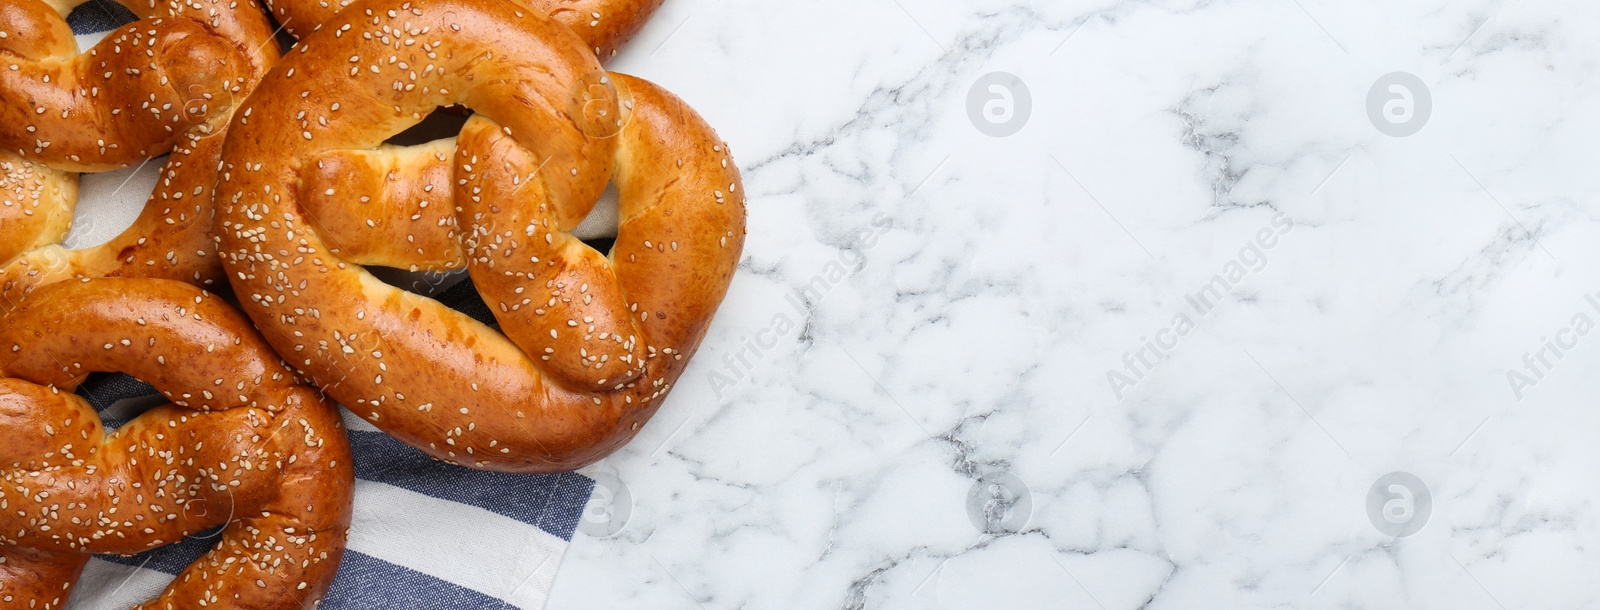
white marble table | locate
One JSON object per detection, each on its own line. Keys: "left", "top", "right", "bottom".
{"left": 548, "top": 0, "right": 1600, "bottom": 607}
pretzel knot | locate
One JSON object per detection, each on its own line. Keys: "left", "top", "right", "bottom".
{"left": 0, "top": 0, "right": 279, "bottom": 310}
{"left": 217, "top": 0, "right": 745, "bottom": 472}
{"left": 0, "top": 278, "right": 353, "bottom": 609}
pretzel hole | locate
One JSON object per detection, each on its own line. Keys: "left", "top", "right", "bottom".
{"left": 571, "top": 184, "right": 621, "bottom": 243}
{"left": 366, "top": 266, "right": 466, "bottom": 298}
{"left": 366, "top": 234, "right": 617, "bottom": 299}
{"left": 383, "top": 106, "right": 470, "bottom": 147}
{"left": 59, "top": 155, "right": 166, "bottom": 249}
{"left": 266, "top": 11, "right": 296, "bottom": 53}
{"left": 75, "top": 371, "right": 165, "bottom": 432}
{"left": 64, "top": 0, "right": 137, "bottom": 34}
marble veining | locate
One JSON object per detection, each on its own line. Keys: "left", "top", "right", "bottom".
{"left": 546, "top": 0, "right": 1600, "bottom": 607}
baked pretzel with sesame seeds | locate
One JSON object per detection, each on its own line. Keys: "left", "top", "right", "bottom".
{"left": 0, "top": 0, "right": 280, "bottom": 309}
{"left": 0, "top": 278, "right": 353, "bottom": 609}
{"left": 216, "top": 0, "right": 745, "bottom": 472}
{"left": 261, "top": 0, "right": 662, "bottom": 61}
{"left": 257, "top": 0, "right": 664, "bottom": 242}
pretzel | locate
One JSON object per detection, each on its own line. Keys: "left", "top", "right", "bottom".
{"left": 254, "top": 0, "right": 664, "bottom": 259}
{"left": 216, "top": 0, "right": 745, "bottom": 472}
{"left": 0, "top": 278, "right": 353, "bottom": 609}
{"left": 261, "top": 0, "right": 663, "bottom": 61}
{"left": 0, "top": 0, "right": 280, "bottom": 309}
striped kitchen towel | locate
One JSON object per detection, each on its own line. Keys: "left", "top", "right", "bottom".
{"left": 54, "top": 2, "right": 599, "bottom": 607}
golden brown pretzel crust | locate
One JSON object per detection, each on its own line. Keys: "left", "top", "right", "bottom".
{"left": 263, "top": 0, "right": 663, "bottom": 60}
{"left": 217, "top": 0, "right": 745, "bottom": 472}
{"left": 0, "top": 278, "right": 353, "bottom": 609}
{"left": 0, "top": 0, "right": 279, "bottom": 310}
{"left": 0, "top": 155, "right": 75, "bottom": 267}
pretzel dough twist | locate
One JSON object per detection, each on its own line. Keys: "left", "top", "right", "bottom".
{"left": 0, "top": 278, "right": 353, "bottom": 609}
{"left": 217, "top": 0, "right": 745, "bottom": 472}
{"left": 258, "top": 0, "right": 665, "bottom": 253}
{"left": 0, "top": 0, "right": 279, "bottom": 310}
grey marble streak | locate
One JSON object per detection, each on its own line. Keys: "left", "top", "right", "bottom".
{"left": 548, "top": 0, "right": 1600, "bottom": 608}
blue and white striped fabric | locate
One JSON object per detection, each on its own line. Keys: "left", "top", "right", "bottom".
{"left": 58, "top": 2, "right": 596, "bottom": 607}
